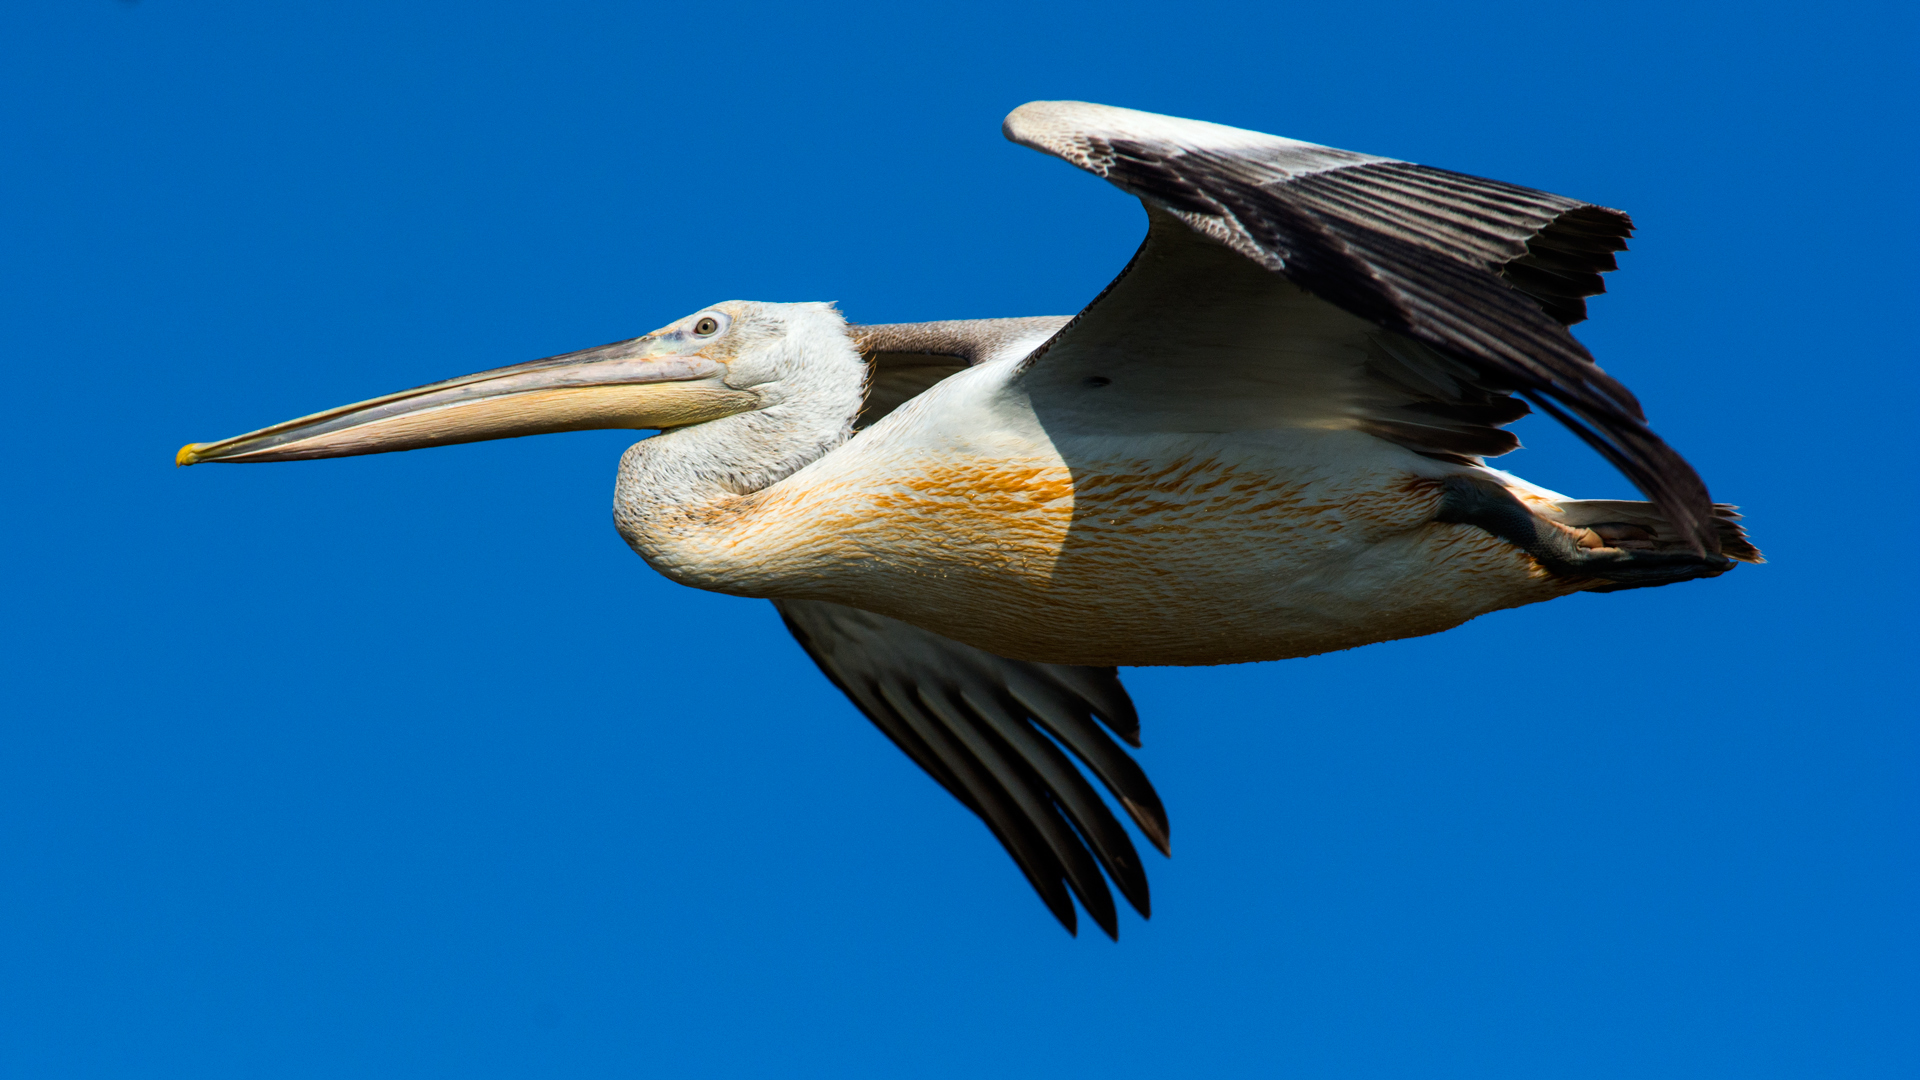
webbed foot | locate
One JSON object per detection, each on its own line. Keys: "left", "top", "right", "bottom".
{"left": 1434, "top": 475, "right": 1754, "bottom": 593}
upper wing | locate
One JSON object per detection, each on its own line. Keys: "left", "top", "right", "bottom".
{"left": 773, "top": 598, "right": 1168, "bottom": 939}
{"left": 1003, "top": 100, "right": 1720, "bottom": 555}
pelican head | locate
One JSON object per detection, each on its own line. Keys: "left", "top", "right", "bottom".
{"left": 175, "top": 300, "right": 863, "bottom": 467}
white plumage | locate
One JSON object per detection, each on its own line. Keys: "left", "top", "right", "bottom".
{"left": 175, "top": 101, "right": 1759, "bottom": 937}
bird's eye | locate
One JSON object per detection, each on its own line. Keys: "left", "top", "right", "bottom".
{"left": 693, "top": 317, "right": 719, "bottom": 336}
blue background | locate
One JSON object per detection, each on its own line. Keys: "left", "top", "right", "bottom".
{"left": 2, "top": 2, "right": 1913, "bottom": 1076}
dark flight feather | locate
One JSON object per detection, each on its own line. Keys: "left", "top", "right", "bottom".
{"left": 1003, "top": 102, "right": 1718, "bottom": 555}
{"left": 774, "top": 598, "right": 1166, "bottom": 938}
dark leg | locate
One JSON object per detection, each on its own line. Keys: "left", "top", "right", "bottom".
{"left": 1434, "top": 475, "right": 1737, "bottom": 592}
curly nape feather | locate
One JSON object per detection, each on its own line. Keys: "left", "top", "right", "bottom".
{"left": 612, "top": 302, "right": 868, "bottom": 566}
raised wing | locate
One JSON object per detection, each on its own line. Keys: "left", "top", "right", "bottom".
{"left": 1004, "top": 100, "right": 1719, "bottom": 555}
{"left": 774, "top": 598, "right": 1168, "bottom": 939}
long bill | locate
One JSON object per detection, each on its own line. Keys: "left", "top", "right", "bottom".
{"left": 176, "top": 337, "right": 758, "bottom": 466}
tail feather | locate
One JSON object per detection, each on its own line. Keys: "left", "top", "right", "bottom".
{"left": 1438, "top": 475, "right": 1757, "bottom": 595}
{"left": 1540, "top": 499, "right": 1763, "bottom": 564}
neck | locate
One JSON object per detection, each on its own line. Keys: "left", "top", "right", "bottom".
{"left": 611, "top": 326, "right": 866, "bottom": 583}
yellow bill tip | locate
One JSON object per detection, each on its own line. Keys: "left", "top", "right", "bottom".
{"left": 175, "top": 443, "right": 204, "bottom": 467}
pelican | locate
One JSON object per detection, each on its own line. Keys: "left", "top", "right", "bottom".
{"left": 176, "top": 101, "right": 1760, "bottom": 938}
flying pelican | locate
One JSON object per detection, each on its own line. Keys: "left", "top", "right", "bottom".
{"left": 176, "top": 101, "right": 1760, "bottom": 938}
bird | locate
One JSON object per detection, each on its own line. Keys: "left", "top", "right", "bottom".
{"left": 175, "top": 100, "right": 1761, "bottom": 939}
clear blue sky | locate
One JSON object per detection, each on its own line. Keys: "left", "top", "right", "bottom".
{"left": 2, "top": 2, "right": 1913, "bottom": 1077}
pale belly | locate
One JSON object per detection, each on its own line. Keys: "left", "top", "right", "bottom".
{"left": 645, "top": 430, "right": 1582, "bottom": 667}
